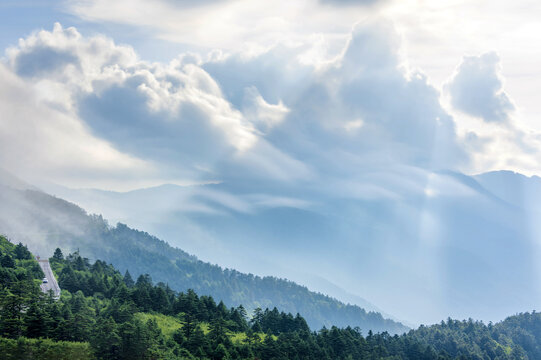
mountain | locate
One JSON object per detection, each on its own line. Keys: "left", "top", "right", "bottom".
{"left": 41, "top": 168, "right": 541, "bottom": 326}
{"left": 474, "top": 170, "right": 541, "bottom": 210}
{"left": 0, "top": 177, "right": 408, "bottom": 333}
{"left": 0, "top": 167, "right": 37, "bottom": 191}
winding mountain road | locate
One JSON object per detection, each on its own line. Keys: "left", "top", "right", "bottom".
{"left": 37, "top": 259, "right": 61, "bottom": 299}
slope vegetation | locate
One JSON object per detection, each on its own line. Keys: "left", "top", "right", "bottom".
{"left": 2, "top": 237, "right": 541, "bottom": 360}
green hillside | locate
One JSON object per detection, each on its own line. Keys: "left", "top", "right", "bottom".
{"left": 2, "top": 235, "right": 541, "bottom": 359}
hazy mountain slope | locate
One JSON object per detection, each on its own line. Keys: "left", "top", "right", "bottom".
{"left": 0, "top": 182, "right": 408, "bottom": 333}
{"left": 475, "top": 170, "right": 541, "bottom": 209}
{"left": 43, "top": 169, "right": 541, "bottom": 326}
{"left": 43, "top": 181, "right": 399, "bottom": 317}
{"left": 0, "top": 167, "right": 37, "bottom": 191}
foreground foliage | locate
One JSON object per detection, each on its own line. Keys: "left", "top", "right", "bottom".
{"left": 2, "top": 235, "right": 541, "bottom": 359}
{"left": 0, "top": 336, "right": 93, "bottom": 360}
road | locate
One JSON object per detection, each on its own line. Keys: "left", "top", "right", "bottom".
{"left": 37, "top": 259, "right": 61, "bottom": 299}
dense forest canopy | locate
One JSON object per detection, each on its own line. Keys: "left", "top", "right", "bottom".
{"left": 1, "top": 234, "right": 541, "bottom": 359}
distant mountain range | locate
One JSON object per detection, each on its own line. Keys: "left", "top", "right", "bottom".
{"left": 38, "top": 168, "right": 541, "bottom": 326}
{"left": 0, "top": 171, "right": 408, "bottom": 333}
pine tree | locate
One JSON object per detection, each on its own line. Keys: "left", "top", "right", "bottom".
{"left": 1, "top": 254, "right": 15, "bottom": 268}
{"left": 14, "top": 243, "right": 32, "bottom": 260}
{"left": 91, "top": 316, "right": 121, "bottom": 360}
{"left": 52, "top": 248, "right": 64, "bottom": 260}
{"left": 123, "top": 270, "right": 134, "bottom": 287}
{"left": 24, "top": 301, "right": 49, "bottom": 338}
{"left": 209, "top": 317, "right": 228, "bottom": 345}
{"left": 181, "top": 312, "right": 198, "bottom": 340}
{"left": 213, "top": 343, "right": 231, "bottom": 360}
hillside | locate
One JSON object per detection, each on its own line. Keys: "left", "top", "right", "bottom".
{"left": 2, "top": 236, "right": 541, "bottom": 360}
{"left": 0, "top": 183, "right": 408, "bottom": 333}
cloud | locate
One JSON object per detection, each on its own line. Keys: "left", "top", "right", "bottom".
{"left": 242, "top": 86, "right": 289, "bottom": 133}
{"left": 460, "top": 124, "right": 541, "bottom": 179}
{"left": 259, "top": 20, "right": 467, "bottom": 173}
{"left": 14, "top": 46, "right": 80, "bottom": 78}
{"left": 0, "top": 62, "right": 153, "bottom": 190}
{"left": 441, "top": 52, "right": 541, "bottom": 177}
{"left": 57, "top": 0, "right": 541, "bottom": 180}
{"left": 65, "top": 0, "right": 369, "bottom": 51}
{"left": 16, "top": 20, "right": 540, "bottom": 197}
{"left": 446, "top": 52, "right": 515, "bottom": 123}
{"left": 8, "top": 23, "right": 136, "bottom": 88}
{"left": 2, "top": 20, "right": 471, "bottom": 192}
{"left": 2, "top": 23, "right": 317, "bottom": 188}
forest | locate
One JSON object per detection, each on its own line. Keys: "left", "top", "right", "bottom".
{"left": 1, "top": 234, "right": 541, "bottom": 359}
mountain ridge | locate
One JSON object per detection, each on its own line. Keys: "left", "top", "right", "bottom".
{"left": 0, "top": 174, "right": 408, "bottom": 333}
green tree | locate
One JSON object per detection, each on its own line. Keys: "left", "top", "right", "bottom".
{"left": 91, "top": 316, "right": 121, "bottom": 360}
{"left": 1, "top": 254, "right": 15, "bottom": 268}
{"left": 181, "top": 312, "right": 198, "bottom": 340}
{"left": 14, "top": 243, "right": 32, "bottom": 260}
{"left": 123, "top": 270, "right": 134, "bottom": 288}
{"left": 212, "top": 343, "right": 231, "bottom": 360}
{"left": 24, "top": 301, "right": 50, "bottom": 338}
{"left": 52, "top": 248, "right": 64, "bottom": 261}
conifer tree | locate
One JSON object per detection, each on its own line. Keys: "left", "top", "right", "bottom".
{"left": 14, "top": 243, "right": 32, "bottom": 260}
{"left": 123, "top": 270, "right": 134, "bottom": 287}
{"left": 91, "top": 316, "right": 121, "bottom": 360}
{"left": 1, "top": 254, "right": 15, "bottom": 268}
{"left": 52, "top": 248, "right": 64, "bottom": 261}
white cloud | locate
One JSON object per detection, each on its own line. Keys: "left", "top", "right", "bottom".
{"left": 63, "top": 0, "right": 541, "bottom": 153}
{"left": 446, "top": 52, "right": 514, "bottom": 123}
{"left": 6, "top": 18, "right": 541, "bottom": 193}
{"left": 8, "top": 23, "right": 137, "bottom": 93}
{"left": 2, "top": 23, "right": 316, "bottom": 188}
{"left": 242, "top": 86, "right": 290, "bottom": 133}
{"left": 462, "top": 123, "right": 541, "bottom": 178}
{"left": 0, "top": 62, "right": 153, "bottom": 190}
{"left": 6, "top": 20, "right": 469, "bottom": 187}
{"left": 65, "top": 0, "right": 376, "bottom": 56}
{"left": 442, "top": 53, "right": 541, "bottom": 177}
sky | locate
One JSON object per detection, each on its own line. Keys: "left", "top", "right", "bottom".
{"left": 2, "top": 0, "right": 541, "bottom": 325}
